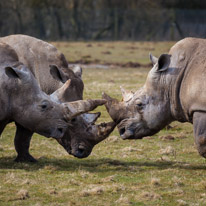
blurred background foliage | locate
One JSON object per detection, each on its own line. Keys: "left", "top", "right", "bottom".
{"left": 0, "top": 0, "right": 206, "bottom": 41}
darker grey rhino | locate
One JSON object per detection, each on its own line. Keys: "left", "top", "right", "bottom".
{"left": 1, "top": 34, "right": 115, "bottom": 161}
{"left": 103, "top": 37, "right": 206, "bottom": 158}
{"left": 0, "top": 42, "right": 106, "bottom": 163}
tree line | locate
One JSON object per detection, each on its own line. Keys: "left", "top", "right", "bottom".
{"left": 0, "top": 0, "right": 206, "bottom": 40}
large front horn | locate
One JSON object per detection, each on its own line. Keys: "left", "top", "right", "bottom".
{"left": 102, "top": 92, "right": 124, "bottom": 123}
{"left": 63, "top": 99, "right": 106, "bottom": 120}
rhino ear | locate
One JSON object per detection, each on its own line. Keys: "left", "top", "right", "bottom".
{"left": 82, "top": 112, "right": 101, "bottom": 124}
{"left": 5, "top": 66, "right": 28, "bottom": 80}
{"left": 149, "top": 53, "right": 158, "bottom": 66}
{"left": 50, "top": 79, "right": 71, "bottom": 102}
{"left": 157, "top": 54, "right": 171, "bottom": 72}
{"left": 71, "top": 65, "right": 82, "bottom": 78}
{"left": 49, "top": 64, "right": 67, "bottom": 83}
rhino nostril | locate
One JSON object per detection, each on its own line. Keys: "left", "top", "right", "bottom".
{"left": 57, "top": 128, "right": 63, "bottom": 134}
{"left": 78, "top": 148, "right": 84, "bottom": 155}
{"left": 71, "top": 118, "right": 76, "bottom": 123}
{"left": 120, "top": 128, "right": 126, "bottom": 136}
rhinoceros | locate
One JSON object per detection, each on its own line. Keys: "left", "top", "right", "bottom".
{"left": 0, "top": 42, "right": 106, "bottom": 162}
{"left": 0, "top": 34, "right": 115, "bottom": 161}
{"left": 103, "top": 37, "right": 206, "bottom": 158}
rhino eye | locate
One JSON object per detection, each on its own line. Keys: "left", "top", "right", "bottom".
{"left": 40, "top": 100, "right": 50, "bottom": 111}
{"left": 41, "top": 104, "right": 47, "bottom": 109}
{"left": 136, "top": 102, "right": 143, "bottom": 110}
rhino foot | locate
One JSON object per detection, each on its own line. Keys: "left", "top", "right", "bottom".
{"left": 197, "top": 145, "right": 206, "bottom": 158}
{"left": 14, "top": 154, "right": 37, "bottom": 163}
{"left": 193, "top": 112, "right": 206, "bottom": 158}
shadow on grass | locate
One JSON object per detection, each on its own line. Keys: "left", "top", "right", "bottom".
{"left": 0, "top": 156, "right": 206, "bottom": 172}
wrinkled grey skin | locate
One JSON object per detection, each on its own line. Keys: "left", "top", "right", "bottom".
{"left": 1, "top": 34, "right": 115, "bottom": 161}
{"left": 104, "top": 37, "right": 206, "bottom": 158}
{"left": 0, "top": 42, "right": 70, "bottom": 149}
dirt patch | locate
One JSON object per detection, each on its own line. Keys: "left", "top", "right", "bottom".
{"left": 102, "top": 51, "right": 112, "bottom": 55}
{"left": 81, "top": 186, "right": 104, "bottom": 197}
{"left": 140, "top": 191, "right": 162, "bottom": 200}
{"left": 82, "top": 55, "right": 91, "bottom": 59}
{"left": 126, "top": 46, "right": 139, "bottom": 50}
{"left": 159, "top": 135, "right": 175, "bottom": 141}
{"left": 175, "top": 134, "right": 187, "bottom": 139}
{"left": 69, "top": 59, "right": 152, "bottom": 68}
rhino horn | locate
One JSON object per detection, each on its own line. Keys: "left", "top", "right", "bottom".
{"left": 50, "top": 79, "right": 71, "bottom": 102}
{"left": 63, "top": 99, "right": 106, "bottom": 120}
{"left": 102, "top": 92, "right": 124, "bottom": 122}
{"left": 102, "top": 92, "right": 119, "bottom": 110}
{"left": 94, "top": 121, "right": 116, "bottom": 143}
{"left": 120, "top": 86, "right": 134, "bottom": 102}
{"left": 82, "top": 112, "right": 101, "bottom": 124}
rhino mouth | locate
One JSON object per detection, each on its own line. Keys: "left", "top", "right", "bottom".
{"left": 118, "top": 126, "right": 144, "bottom": 139}
{"left": 117, "top": 119, "right": 146, "bottom": 140}
{"left": 71, "top": 145, "right": 91, "bottom": 158}
{"left": 118, "top": 119, "right": 161, "bottom": 140}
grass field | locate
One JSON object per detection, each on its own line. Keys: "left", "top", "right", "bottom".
{"left": 1, "top": 41, "right": 206, "bottom": 206}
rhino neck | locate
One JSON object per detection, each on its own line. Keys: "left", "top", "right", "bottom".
{"left": 170, "top": 65, "right": 188, "bottom": 122}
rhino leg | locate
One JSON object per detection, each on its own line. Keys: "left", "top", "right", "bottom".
{"left": 14, "top": 123, "right": 36, "bottom": 162}
{"left": 0, "top": 120, "right": 9, "bottom": 135}
{"left": 193, "top": 112, "right": 206, "bottom": 158}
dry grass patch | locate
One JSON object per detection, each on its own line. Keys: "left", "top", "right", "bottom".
{"left": 151, "top": 177, "right": 161, "bottom": 186}
{"left": 80, "top": 186, "right": 104, "bottom": 197}
{"left": 172, "top": 176, "right": 185, "bottom": 187}
{"left": 122, "top": 146, "right": 142, "bottom": 153}
{"left": 106, "top": 135, "right": 119, "bottom": 143}
{"left": 177, "top": 199, "right": 188, "bottom": 206}
{"left": 140, "top": 191, "right": 162, "bottom": 201}
{"left": 16, "top": 189, "right": 29, "bottom": 200}
{"left": 115, "top": 194, "right": 132, "bottom": 205}
{"left": 101, "top": 175, "right": 117, "bottom": 183}
{"left": 160, "top": 146, "right": 176, "bottom": 156}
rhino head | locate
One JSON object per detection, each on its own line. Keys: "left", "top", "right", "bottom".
{"left": 50, "top": 69, "right": 116, "bottom": 158}
{"left": 56, "top": 113, "right": 116, "bottom": 158}
{"left": 103, "top": 53, "right": 175, "bottom": 140}
{"left": 5, "top": 64, "right": 105, "bottom": 140}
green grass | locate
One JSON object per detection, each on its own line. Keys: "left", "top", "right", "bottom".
{"left": 1, "top": 41, "right": 206, "bottom": 206}
{"left": 52, "top": 41, "right": 175, "bottom": 65}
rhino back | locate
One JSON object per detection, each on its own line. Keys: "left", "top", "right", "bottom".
{"left": 169, "top": 38, "right": 206, "bottom": 121}
{"left": 0, "top": 35, "right": 75, "bottom": 94}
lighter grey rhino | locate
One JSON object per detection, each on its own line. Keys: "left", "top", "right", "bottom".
{"left": 103, "top": 37, "right": 206, "bottom": 158}
{"left": 0, "top": 42, "right": 106, "bottom": 162}
{"left": 1, "top": 34, "right": 115, "bottom": 161}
